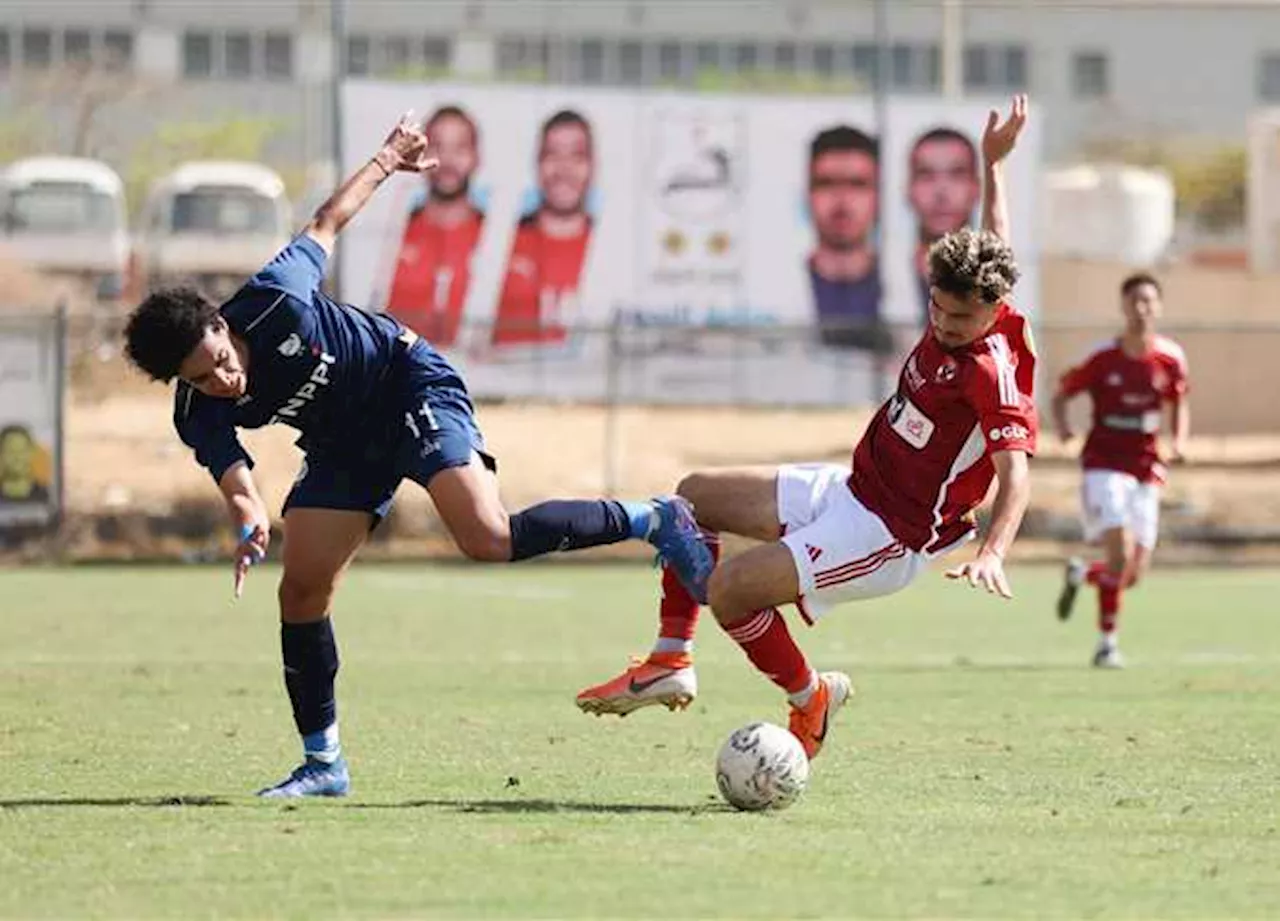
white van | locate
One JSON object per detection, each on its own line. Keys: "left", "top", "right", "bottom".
{"left": 136, "top": 161, "right": 291, "bottom": 300}
{"left": 0, "top": 156, "right": 130, "bottom": 301}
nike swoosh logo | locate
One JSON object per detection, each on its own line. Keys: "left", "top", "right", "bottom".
{"left": 814, "top": 708, "right": 830, "bottom": 744}
{"left": 628, "top": 671, "right": 672, "bottom": 694}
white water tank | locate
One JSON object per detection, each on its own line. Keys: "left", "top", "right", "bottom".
{"left": 1042, "top": 164, "right": 1175, "bottom": 265}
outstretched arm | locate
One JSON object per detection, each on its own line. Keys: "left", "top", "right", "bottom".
{"left": 945, "top": 449, "right": 1031, "bottom": 599}
{"left": 304, "top": 111, "right": 439, "bottom": 256}
{"left": 979, "top": 94, "right": 1028, "bottom": 246}
{"left": 218, "top": 461, "right": 271, "bottom": 598}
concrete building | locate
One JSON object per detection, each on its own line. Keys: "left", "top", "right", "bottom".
{"left": 1, "top": 1, "right": 1276, "bottom": 171}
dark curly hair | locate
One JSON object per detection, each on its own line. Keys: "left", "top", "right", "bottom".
{"left": 928, "top": 227, "right": 1020, "bottom": 305}
{"left": 124, "top": 287, "right": 221, "bottom": 382}
{"left": 1121, "top": 271, "right": 1161, "bottom": 297}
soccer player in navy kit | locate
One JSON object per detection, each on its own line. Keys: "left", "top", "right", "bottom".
{"left": 123, "top": 113, "right": 713, "bottom": 798}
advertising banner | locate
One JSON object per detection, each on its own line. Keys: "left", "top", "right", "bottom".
{"left": 340, "top": 81, "right": 1041, "bottom": 405}
{"left": 0, "top": 314, "right": 61, "bottom": 529}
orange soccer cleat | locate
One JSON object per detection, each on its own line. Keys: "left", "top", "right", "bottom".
{"left": 787, "top": 671, "right": 853, "bottom": 759}
{"left": 575, "top": 652, "right": 697, "bottom": 717}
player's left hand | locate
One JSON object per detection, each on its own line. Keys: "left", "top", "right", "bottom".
{"left": 376, "top": 110, "right": 440, "bottom": 174}
{"left": 981, "top": 94, "right": 1028, "bottom": 166}
{"left": 233, "top": 523, "right": 268, "bottom": 600}
{"left": 946, "top": 550, "right": 1013, "bottom": 599}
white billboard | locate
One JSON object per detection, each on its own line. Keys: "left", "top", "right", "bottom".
{"left": 0, "top": 314, "right": 61, "bottom": 529}
{"left": 339, "top": 81, "right": 1041, "bottom": 406}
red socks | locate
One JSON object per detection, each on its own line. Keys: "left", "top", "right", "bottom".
{"left": 1086, "top": 561, "right": 1123, "bottom": 634}
{"left": 656, "top": 536, "right": 720, "bottom": 645}
{"left": 723, "top": 607, "right": 813, "bottom": 695}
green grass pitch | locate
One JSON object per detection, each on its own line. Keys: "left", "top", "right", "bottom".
{"left": 2, "top": 562, "right": 1278, "bottom": 919}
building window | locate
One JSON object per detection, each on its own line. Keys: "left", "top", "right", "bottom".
{"left": 263, "top": 33, "right": 292, "bottom": 79}
{"left": 578, "top": 38, "right": 605, "bottom": 84}
{"left": 1259, "top": 53, "right": 1280, "bottom": 101}
{"left": 1072, "top": 51, "right": 1108, "bottom": 98}
{"left": 695, "top": 41, "right": 719, "bottom": 73}
{"left": 422, "top": 36, "right": 450, "bottom": 70}
{"left": 890, "top": 43, "right": 938, "bottom": 91}
{"left": 182, "top": 31, "right": 214, "bottom": 78}
{"left": 346, "top": 35, "right": 370, "bottom": 75}
{"left": 773, "top": 41, "right": 797, "bottom": 74}
{"left": 964, "top": 44, "right": 1028, "bottom": 91}
{"left": 731, "top": 41, "right": 758, "bottom": 73}
{"left": 657, "top": 40, "right": 683, "bottom": 83}
{"left": 812, "top": 43, "right": 835, "bottom": 78}
{"left": 498, "top": 35, "right": 549, "bottom": 76}
{"left": 382, "top": 36, "right": 411, "bottom": 74}
{"left": 963, "top": 45, "right": 989, "bottom": 89}
{"left": 103, "top": 30, "right": 133, "bottom": 71}
{"left": 619, "top": 40, "right": 644, "bottom": 84}
{"left": 852, "top": 43, "right": 879, "bottom": 89}
{"left": 22, "top": 28, "right": 53, "bottom": 70}
{"left": 223, "top": 32, "right": 253, "bottom": 78}
{"left": 63, "top": 29, "right": 92, "bottom": 66}
{"left": 0, "top": 30, "right": 10, "bottom": 72}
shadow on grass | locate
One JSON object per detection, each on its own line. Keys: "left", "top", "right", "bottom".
{"left": 349, "top": 797, "right": 734, "bottom": 816}
{"left": 0, "top": 795, "right": 232, "bottom": 809}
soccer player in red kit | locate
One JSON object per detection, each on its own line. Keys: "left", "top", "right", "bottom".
{"left": 577, "top": 96, "right": 1037, "bottom": 759}
{"left": 1051, "top": 273, "right": 1190, "bottom": 668}
{"left": 492, "top": 109, "right": 594, "bottom": 347}
{"left": 384, "top": 106, "right": 484, "bottom": 347}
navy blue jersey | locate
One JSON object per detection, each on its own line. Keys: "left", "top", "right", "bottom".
{"left": 175, "top": 234, "right": 464, "bottom": 482}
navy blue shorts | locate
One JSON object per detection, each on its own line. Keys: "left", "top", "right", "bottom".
{"left": 283, "top": 340, "right": 495, "bottom": 524}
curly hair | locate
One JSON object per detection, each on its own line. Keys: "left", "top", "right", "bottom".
{"left": 124, "top": 287, "right": 221, "bottom": 382}
{"left": 927, "top": 227, "right": 1020, "bottom": 305}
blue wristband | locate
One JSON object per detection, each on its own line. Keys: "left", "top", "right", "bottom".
{"left": 239, "top": 524, "right": 264, "bottom": 564}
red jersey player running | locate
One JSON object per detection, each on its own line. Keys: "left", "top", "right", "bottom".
{"left": 1051, "top": 273, "right": 1190, "bottom": 668}
{"left": 576, "top": 96, "right": 1038, "bottom": 759}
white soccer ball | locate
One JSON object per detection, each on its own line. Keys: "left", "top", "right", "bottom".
{"left": 715, "top": 721, "right": 810, "bottom": 812}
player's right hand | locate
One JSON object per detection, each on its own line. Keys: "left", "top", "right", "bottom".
{"left": 376, "top": 110, "right": 440, "bottom": 175}
{"left": 233, "top": 523, "right": 268, "bottom": 600}
{"left": 981, "top": 94, "right": 1028, "bottom": 166}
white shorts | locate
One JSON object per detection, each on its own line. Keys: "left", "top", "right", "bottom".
{"left": 777, "top": 463, "right": 927, "bottom": 623}
{"left": 1081, "top": 469, "right": 1161, "bottom": 549}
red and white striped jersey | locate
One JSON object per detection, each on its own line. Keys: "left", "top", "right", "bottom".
{"left": 1057, "top": 335, "right": 1188, "bottom": 484}
{"left": 849, "top": 305, "right": 1038, "bottom": 554}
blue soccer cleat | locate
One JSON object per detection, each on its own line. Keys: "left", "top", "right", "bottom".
{"left": 256, "top": 756, "right": 350, "bottom": 799}
{"left": 648, "top": 495, "right": 715, "bottom": 604}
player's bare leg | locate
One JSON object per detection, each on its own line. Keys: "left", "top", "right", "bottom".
{"left": 576, "top": 468, "right": 778, "bottom": 717}
{"left": 426, "top": 454, "right": 512, "bottom": 562}
{"left": 259, "top": 508, "right": 371, "bottom": 798}
{"left": 1086, "top": 525, "right": 1132, "bottom": 668}
{"left": 707, "top": 542, "right": 851, "bottom": 759}
{"left": 1126, "top": 543, "right": 1152, "bottom": 589}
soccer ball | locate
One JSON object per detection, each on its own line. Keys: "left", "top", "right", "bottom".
{"left": 715, "top": 721, "right": 810, "bottom": 812}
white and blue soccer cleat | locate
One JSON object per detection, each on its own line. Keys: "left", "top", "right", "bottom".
{"left": 648, "top": 495, "right": 715, "bottom": 604}
{"left": 256, "top": 756, "right": 350, "bottom": 799}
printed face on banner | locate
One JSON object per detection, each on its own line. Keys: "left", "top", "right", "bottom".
{"left": 0, "top": 424, "right": 52, "bottom": 506}
{"left": 339, "top": 82, "right": 1040, "bottom": 408}
{"left": 0, "top": 323, "right": 59, "bottom": 527}
{"left": 804, "top": 124, "right": 887, "bottom": 353}
{"left": 383, "top": 104, "right": 486, "bottom": 347}
{"left": 491, "top": 109, "right": 597, "bottom": 349}
{"left": 906, "top": 126, "right": 982, "bottom": 320}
